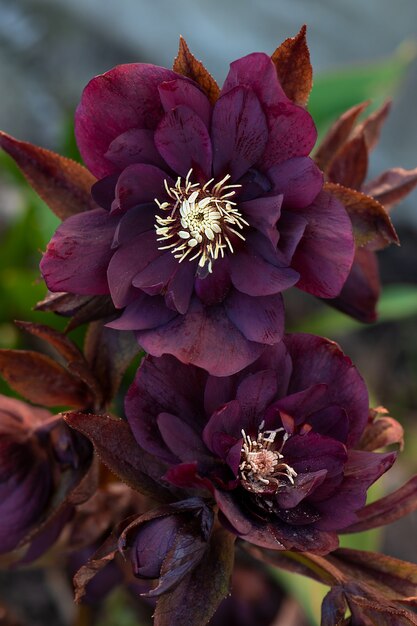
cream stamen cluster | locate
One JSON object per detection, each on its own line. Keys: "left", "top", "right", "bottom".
{"left": 154, "top": 169, "right": 248, "bottom": 276}
{"left": 239, "top": 426, "right": 297, "bottom": 494}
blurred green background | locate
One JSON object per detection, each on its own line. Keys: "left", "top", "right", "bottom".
{"left": 1, "top": 1, "right": 417, "bottom": 624}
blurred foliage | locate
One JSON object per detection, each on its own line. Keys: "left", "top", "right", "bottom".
{"left": 309, "top": 40, "right": 417, "bottom": 137}
{"left": 0, "top": 45, "right": 416, "bottom": 626}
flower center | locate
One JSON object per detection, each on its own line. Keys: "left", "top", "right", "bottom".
{"left": 239, "top": 426, "right": 297, "bottom": 494}
{"left": 154, "top": 169, "right": 248, "bottom": 277}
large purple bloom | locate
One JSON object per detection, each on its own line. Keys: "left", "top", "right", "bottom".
{"left": 41, "top": 55, "right": 354, "bottom": 375}
{"left": 125, "top": 335, "right": 395, "bottom": 554}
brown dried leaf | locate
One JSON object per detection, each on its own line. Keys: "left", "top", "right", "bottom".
{"left": 364, "top": 167, "right": 417, "bottom": 211}
{"left": 271, "top": 25, "right": 313, "bottom": 106}
{"left": 327, "top": 134, "right": 369, "bottom": 189}
{"left": 353, "top": 100, "right": 392, "bottom": 152}
{"left": 314, "top": 101, "right": 370, "bottom": 172}
{"left": 64, "top": 411, "right": 173, "bottom": 501}
{"left": 0, "top": 131, "right": 96, "bottom": 220}
{"left": 84, "top": 321, "right": 140, "bottom": 405}
{"left": 325, "top": 182, "right": 399, "bottom": 248}
{"left": 0, "top": 350, "right": 93, "bottom": 407}
{"left": 15, "top": 320, "right": 85, "bottom": 365}
{"left": 173, "top": 37, "right": 220, "bottom": 105}
{"left": 360, "top": 407, "right": 404, "bottom": 451}
{"left": 330, "top": 548, "right": 417, "bottom": 601}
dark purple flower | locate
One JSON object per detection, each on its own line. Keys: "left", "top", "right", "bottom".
{"left": 0, "top": 394, "right": 92, "bottom": 555}
{"left": 125, "top": 334, "right": 395, "bottom": 554}
{"left": 40, "top": 53, "right": 354, "bottom": 375}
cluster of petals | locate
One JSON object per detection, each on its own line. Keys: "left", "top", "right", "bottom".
{"left": 0, "top": 394, "right": 91, "bottom": 555}
{"left": 125, "top": 334, "right": 395, "bottom": 554}
{"left": 40, "top": 53, "right": 354, "bottom": 375}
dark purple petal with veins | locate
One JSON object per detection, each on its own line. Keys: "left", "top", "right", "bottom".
{"left": 41, "top": 209, "right": 117, "bottom": 295}
{"left": 137, "top": 298, "right": 266, "bottom": 376}
{"left": 240, "top": 195, "right": 283, "bottom": 246}
{"left": 225, "top": 290, "right": 284, "bottom": 345}
{"left": 229, "top": 247, "right": 299, "bottom": 296}
{"left": 268, "top": 157, "right": 323, "bottom": 208}
{"left": 221, "top": 53, "right": 288, "bottom": 108}
{"left": 155, "top": 106, "right": 212, "bottom": 179}
{"left": 105, "top": 128, "right": 167, "bottom": 170}
{"left": 107, "top": 293, "right": 178, "bottom": 331}
{"left": 260, "top": 103, "right": 317, "bottom": 170}
{"left": 211, "top": 86, "right": 268, "bottom": 180}
{"left": 158, "top": 79, "right": 211, "bottom": 128}
{"left": 113, "top": 164, "right": 171, "bottom": 213}
{"left": 284, "top": 334, "right": 369, "bottom": 446}
{"left": 107, "top": 230, "right": 161, "bottom": 308}
{"left": 75, "top": 63, "right": 180, "bottom": 178}
{"left": 291, "top": 190, "right": 355, "bottom": 298}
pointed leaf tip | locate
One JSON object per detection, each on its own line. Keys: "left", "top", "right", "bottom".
{"left": 271, "top": 25, "right": 313, "bottom": 106}
{"left": 0, "top": 131, "right": 97, "bottom": 220}
{"left": 173, "top": 37, "right": 220, "bottom": 105}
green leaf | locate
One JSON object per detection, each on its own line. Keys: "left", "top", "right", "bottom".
{"left": 310, "top": 41, "right": 417, "bottom": 136}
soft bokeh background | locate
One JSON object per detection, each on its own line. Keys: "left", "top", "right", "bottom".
{"left": 0, "top": 1, "right": 417, "bottom": 624}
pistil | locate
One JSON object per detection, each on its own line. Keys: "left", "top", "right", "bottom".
{"left": 154, "top": 169, "right": 248, "bottom": 277}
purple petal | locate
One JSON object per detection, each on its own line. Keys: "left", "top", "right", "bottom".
{"left": 221, "top": 53, "right": 288, "bottom": 108}
{"left": 107, "top": 230, "right": 161, "bottom": 308}
{"left": 291, "top": 190, "right": 355, "bottom": 298}
{"left": 132, "top": 251, "right": 179, "bottom": 295}
{"left": 75, "top": 63, "right": 179, "bottom": 178}
{"left": 236, "top": 369, "right": 278, "bottom": 422}
{"left": 240, "top": 194, "right": 283, "bottom": 245}
{"left": 113, "top": 164, "right": 171, "bottom": 213}
{"left": 202, "top": 400, "right": 243, "bottom": 458}
{"left": 276, "top": 210, "right": 308, "bottom": 264}
{"left": 314, "top": 450, "right": 396, "bottom": 531}
{"left": 125, "top": 355, "right": 207, "bottom": 458}
{"left": 225, "top": 290, "right": 284, "bottom": 345}
{"left": 270, "top": 384, "right": 329, "bottom": 425}
{"left": 113, "top": 204, "right": 155, "bottom": 246}
{"left": 229, "top": 247, "right": 299, "bottom": 296}
{"left": 157, "top": 412, "right": 210, "bottom": 463}
{"left": 307, "top": 406, "right": 349, "bottom": 443}
{"left": 40, "top": 209, "right": 117, "bottom": 295}
{"left": 203, "top": 377, "right": 238, "bottom": 417}
{"left": 276, "top": 470, "right": 328, "bottom": 509}
{"left": 260, "top": 102, "right": 317, "bottom": 170}
{"left": 164, "top": 260, "right": 196, "bottom": 315}
{"left": 105, "top": 129, "right": 167, "bottom": 171}
{"left": 91, "top": 174, "right": 118, "bottom": 209}
{"left": 267, "top": 157, "right": 323, "bottom": 209}
{"left": 284, "top": 334, "right": 369, "bottom": 446}
{"left": 329, "top": 248, "right": 380, "bottom": 323}
{"left": 283, "top": 432, "right": 347, "bottom": 476}
{"left": 106, "top": 293, "right": 177, "bottom": 331}
{"left": 136, "top": 297, "right": 265, "bottom": 376}
{"left": 154, "top": 106, "right": 212, "bottom": 179}
{"left": 211, "top": 86, "right": 268, "bottom": 180}
{"left": 131, "top": 516, "right": 179, "bottom": 578}
{"left": 194, "top": 258, "right": 231, "bottom": 306}
{"left": 158, "top": 79, "right": 211, "bottom": 128}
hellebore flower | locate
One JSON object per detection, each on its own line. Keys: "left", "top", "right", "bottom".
{"left": 40, "top": 45, "right": 354, "bottom": 375}
{"left": 0, "top": 394, "right": 92, "bottom": 555}
{"left": 125, "top": 334, "right": 395, "bottom": 554}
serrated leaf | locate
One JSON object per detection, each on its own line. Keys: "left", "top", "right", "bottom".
{"left": 0, "top": 349, "right": 93, "bottom": 407}
{"left": 364, "top": 166, "right": 417, "bottom": 211}
{"left": 64, "top": 411, "right": 173, "bottom": 501}
{"left": 173, "top": 37, "right": 220, "bottom": 105}
{"left": 0, "top": 131, "right": 97, "bottom": 220}
{"left": 325, "top": 182, "right": 399, "bottom": 248}
{"left": 271, "top": 25, "right": 313, "bottom": 106}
